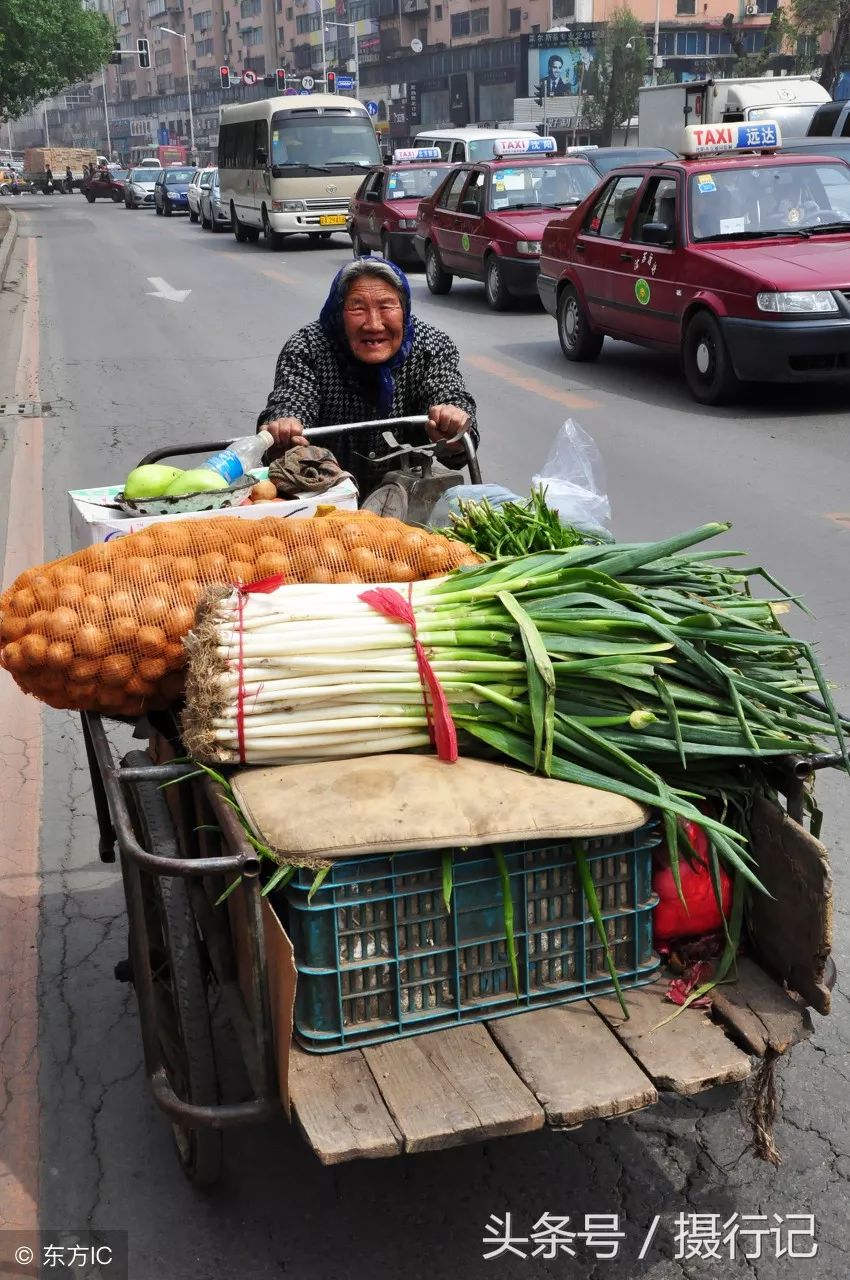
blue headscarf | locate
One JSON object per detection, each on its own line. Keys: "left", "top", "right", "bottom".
{"left": 318, "top": 259, "right": 415, "bottom": 417}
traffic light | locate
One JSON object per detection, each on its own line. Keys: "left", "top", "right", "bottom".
{"left": 137, "top": 37, "right": 150, "bottom": 69}
{"left": 534, "top": 79, "right": 544, "bottom": 107}
{"left": 326, "top": 70, "right": 336, "bottom": 93}
{"left": 220, "top": 66, "right": 231, "bottom": 89}
{"left": 109, "top": 41, "right": 122, "bottom": 65}
{"left": 276, "top": 67, "right": 287, "bottom": 92}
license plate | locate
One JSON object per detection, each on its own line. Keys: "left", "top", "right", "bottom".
{"left": 319, "top": 215, "right": 346, "bottom": 226}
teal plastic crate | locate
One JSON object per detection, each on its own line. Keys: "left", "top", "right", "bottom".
{"left": 281, "top": 824, "right": 661, "bottom": 1053}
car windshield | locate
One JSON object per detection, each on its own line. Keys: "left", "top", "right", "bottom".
{"left": 488, "top": 162, "right": 597, "bottom": 212}
{"left": 132, "top": 169, "right": 160, "bottom": 181}
{"left": 590, "top": 148, "right": 673, "bottom": 175}
{"left": 689, "top": 162, "right": 850, "bottom": 240}
{"left": 386, "top": 165, "right": 452, "bottom": 199}
{"left": 748, "top": 104, "right": 824, "bottom": 136}
{"left": 270, "top": 115, "right": 381, "bottom": 171}
{"left": 112, "top": 170, "right": 128, "bottom": 180}
{"left": 165, "top": 169, "right": 193, "bottom": 184}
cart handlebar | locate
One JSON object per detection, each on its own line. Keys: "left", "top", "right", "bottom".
{"left": 136, "top": 417, "right": 482, "bottom": 485}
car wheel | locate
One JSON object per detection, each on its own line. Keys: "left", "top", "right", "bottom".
{"left": 351, "top": 229, "right": 370, "bottom": 257}
{"left": 164, "top": 200, "right": 173, "bottom": 217}
{"left": 112, "top": 192, "right": 122, "bottom": 203}
{"left": 425, "top": 244, "right": 452, "bottom": 295}
{"left": 262, "top": 207, "right": 284, "bottom": 249}
{"left": 86, "top": 192, "right": 95, "bottom": 204}
{"left": 381, "top": 232, "right": 394, "bottom": 263}
{"left": 557, "top": 284, "right": 603, "bottom": 362}
{"left": 189, "top": 207, "right": 198, "bottom": 223}
{"left": 682, "top": 309, "right": 740, "bottom": 405}
{"left": 485, "top": 256, "right": 512, "bottom": 311}
{"left": 155, "top": 200, "right": 163, "bottom": 215}
{"left": 246, "top": 227, "right": 260, "bottom": 243}
{"left": 232, "top": 203, "right": 250, "bottom": 243}
{"left": 211, "top": 216, "right": 222, "bottom": 235}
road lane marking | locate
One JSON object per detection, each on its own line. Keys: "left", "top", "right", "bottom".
{"left": 146, "top": 276, "right": 191, "bottom": 302}
{"left": 0, "top": 235, "right": 43, "bottom": 1233}
{"left": 261, "top": 267, "right": 296, "bottom": 286}
{"left": 465, "top": 354, "right": 599, "bottom": 411}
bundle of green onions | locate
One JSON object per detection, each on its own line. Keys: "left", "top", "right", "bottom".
{"left": 441, "top": 486, "right": 594, "bottom": 557}
{"left": 182, "top": 522, "right": 848, "bottom": 892}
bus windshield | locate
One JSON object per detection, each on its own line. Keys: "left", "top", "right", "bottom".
{"left": 270, "top": 114, "right": 381, "bottom": 174}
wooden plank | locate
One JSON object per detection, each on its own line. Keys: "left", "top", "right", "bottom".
{"left": 289, "top": 1044, "right": 403, "bottom": 1165}
{"left": 748, "top": 794, "right": 833, "bottom": 1014}
{"left": 488, "top": 1004, "right": 657, "bottom": 1127}
{"left": 592, "top": 980, "right": 751, "bottom": 1096}
{"left": 364, "top": 1023, "right": 545, "bottom": 1154}
{"left": 711, "top": 957, "right": 813, "bottom": 1057}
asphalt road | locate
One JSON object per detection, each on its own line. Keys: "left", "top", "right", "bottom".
{"left": 1, "top": 191, "right": 850, "bottom": 1280}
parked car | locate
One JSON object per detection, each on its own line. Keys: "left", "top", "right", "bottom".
{"left": 806, "top": 100, "right": 850, "bottom": 138}
{"left": 154, "top": 167, "right": 195, "bottom": 217}
{"left": 413, "top": 137, "right": 598, "bottom": 309}
{"left": 570, "top": 145, "right": 676, "bottom": 177}
{"left": 538, "top": 122, "right": 850, "bottom": 404}
{"left": 199, "top": 169, "right": 231, "bottom": 232}
{"left": 349, "top": 148, "right": 455, "bottom": 263}
{"left": 125, "top": 167, "right": 161, "bottom": 209}
{"left": 188, "top": 167, "right": 216, "bottom": 223}
{"left": 82, "top": 169, "right": 125, "bottom": 203}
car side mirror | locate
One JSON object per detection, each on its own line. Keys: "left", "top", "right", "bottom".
{"left": 365, "top": 190, "right": 380, "bottom": 202}
{"left": 460, "top": 199, "right": 479, "bottom": 214}
{"left": 641, "top": 221, "right": 674, "bottom": 246}
{"left": 256, "top": 148, "right": 268, "bottom": 165}
{"left": 383, "top": 152, "right": 392, "bottom": 165}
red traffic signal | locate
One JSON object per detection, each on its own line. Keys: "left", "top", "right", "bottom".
{"left": 219, "top": 66, "right": 231, "bottom": 89}
{"left": 326, "top": 70, "right": 336, "bottom": 93}
{"left": 276, "top": 67, "right": 287, "bottom": 92}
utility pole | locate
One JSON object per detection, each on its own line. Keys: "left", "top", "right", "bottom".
{"left": 43, "top": 104, "right": 50, "bottom": 148}
{"left": 101, "top": 66, "right": 112, "bottom": 158}
{"left": 651, "top": 0, "right": 661, "bottom": 86}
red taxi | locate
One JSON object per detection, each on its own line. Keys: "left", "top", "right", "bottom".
{"left": 412, "top": 137, "right": 598, "bottom": 310}
{"left": 349, "top": 148, "right": 454, "bottom": 265}
{"left": 538, "top": 121, "right": 850, "bottom": 403}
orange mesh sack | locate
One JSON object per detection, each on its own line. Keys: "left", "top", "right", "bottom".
{"left": 0, "top": 512, "right": 480, "bottom": 715}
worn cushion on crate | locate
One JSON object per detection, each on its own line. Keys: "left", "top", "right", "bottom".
{"left": 230, "top": 753, "right": 648, "bottom": 862}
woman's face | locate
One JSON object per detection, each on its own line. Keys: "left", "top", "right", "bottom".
{"left": 342, "top": 277, "right": 404, "bottom": 364}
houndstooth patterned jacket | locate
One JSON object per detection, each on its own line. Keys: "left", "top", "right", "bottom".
{"left": 257, "top": 318, "right": 479, "bottom": 493}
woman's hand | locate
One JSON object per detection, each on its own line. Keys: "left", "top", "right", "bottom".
{"left": 264, "top": 417, "right": 309, "bottom": 451}
{"left": 427, "top": 404, "right": 469, "bottom": 453}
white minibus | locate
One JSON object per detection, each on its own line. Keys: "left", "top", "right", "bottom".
{"left": 218, "top": 94, "right": 382, "bottom": 248}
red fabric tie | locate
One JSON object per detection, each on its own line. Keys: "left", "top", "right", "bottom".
{"left": 358, "top": 584, "right": 458, "bottom": 763}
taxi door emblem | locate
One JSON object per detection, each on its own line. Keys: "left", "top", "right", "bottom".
{"left": 635, "top": 277, "right": 651, "bottom": 306}
{"left": 462, "top": 232, "right": 470, "bottom": 251}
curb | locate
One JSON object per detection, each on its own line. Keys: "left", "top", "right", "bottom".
{"left": 0, "top": 210, "right": 20, "bottom": 290}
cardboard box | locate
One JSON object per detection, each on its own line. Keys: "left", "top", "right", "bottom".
{"left": 68, "top": 477, "right": 358, "bottom": 551}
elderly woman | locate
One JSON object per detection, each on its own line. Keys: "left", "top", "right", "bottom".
{"left": 257, "top": 258, "right": 478, "bottom": 494}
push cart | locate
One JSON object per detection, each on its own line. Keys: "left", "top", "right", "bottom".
{"left": 77, "top": 424, "right": 833, "bottom": 1186}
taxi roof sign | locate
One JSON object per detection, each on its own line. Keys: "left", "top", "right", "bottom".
{"left": 392, "top": 146, "right": 442, "bottom": 162}
{"left": 680, "top": 120, "right": 782, "bottom": 156}
{"left": 493, "top": 136, "right": 558, "bottom": 157}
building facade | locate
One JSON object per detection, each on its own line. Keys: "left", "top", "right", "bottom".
{"left": 11, "top": 0, "right": 809, "bottom": 157}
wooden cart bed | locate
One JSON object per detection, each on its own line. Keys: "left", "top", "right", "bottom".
{"left": 289, "top": 958, "right": 812, "bottom": 1164}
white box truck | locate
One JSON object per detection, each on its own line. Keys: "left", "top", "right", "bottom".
{"left": 638, "top": 75, "right": 831, "bottom": 152}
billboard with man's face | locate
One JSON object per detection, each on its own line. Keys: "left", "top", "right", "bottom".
{"left": 524, "top": 30, "right": 597, "bottom": 100}
{"left": 538, "top": 48, "right": 579, "bottom": 97}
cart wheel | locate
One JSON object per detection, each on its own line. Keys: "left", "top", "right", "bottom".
{"left": 121, "top": 750, "right": 223, "bottom": 1187}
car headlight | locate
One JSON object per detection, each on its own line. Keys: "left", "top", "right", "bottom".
{"left": 516, "top": 240, "right": 542, "bottom": 255}
{"left": 397, "top": 218, "right": 417, "bottom": 229}
{"left": 273, "top": 199, "right": 305, "bottom": 212}
{"left": 756, "top": 291, "right": 839, "bottom": 314}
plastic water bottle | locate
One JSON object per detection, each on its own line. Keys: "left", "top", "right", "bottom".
{"left": 197, "top": 431, "right": 274, "bottom": 485}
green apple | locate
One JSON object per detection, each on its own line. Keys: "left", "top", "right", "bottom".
{"left": 123, "top": 464, "right": 185, "bottom": 500}
{"left": 163, "top": 468, "right": 231, "bottom": 497}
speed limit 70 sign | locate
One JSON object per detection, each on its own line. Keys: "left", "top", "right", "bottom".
{"left": 301, "top": 75, "right": 314, "bottom": 90}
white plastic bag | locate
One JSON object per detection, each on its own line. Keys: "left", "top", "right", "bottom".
{"left": 531, "top": 419, "right": 611, "bottom": 533}
{"left": 428, "top": 483, "right": 523, "bottom": 529}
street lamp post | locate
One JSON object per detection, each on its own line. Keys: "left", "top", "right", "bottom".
{"left": 159, "top": 26, "right": 196, "bottom": 162}
{"left": 324, "top": 19, "right": 359, "bottom": 95}
{"left": 101, "top": 66, "right": 112, "bottom": 158}
{"left": 651, "top": 0, "right": 661, "bottom": 86}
